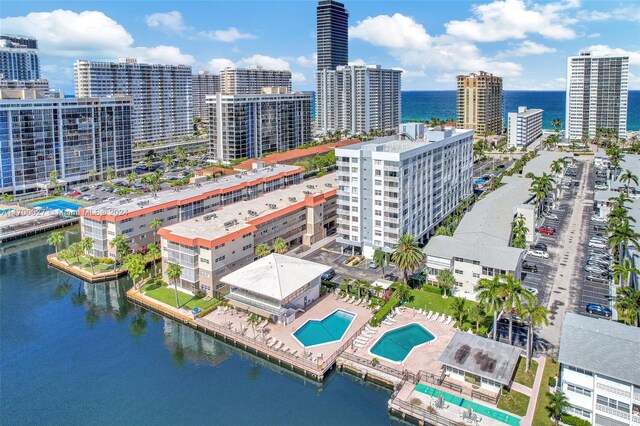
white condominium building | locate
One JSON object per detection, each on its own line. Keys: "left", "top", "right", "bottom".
{"left": 335, "top": 124, "right": 474, "bottom": 259}
{"left": 559, "top": 313, "right": 640, "bottom": 426}
{"left": 207, "top": 90, "right": 312, "bottom": 161}
{"left": 566, "top": 51, "right": 629, "bottom": 141}
{"left": 316, "top": 65, "right": 401, "bottom": 135}
{"left": 0, "top": 35, "right": 40, "bottom": 81}
{"left": 508, "top": 106, "right": 543, "bottom": 148}
{"left": 220, "top": 66, "right": 291, "bottom": 95}
{"left": 74, "top": 58, "right": 192, "bottom": 148}
{"left": 192, "top": 71, "right": 220, "bottom": 121}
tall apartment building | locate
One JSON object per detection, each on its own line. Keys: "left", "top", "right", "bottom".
{"left": 207, "top": 90, "right": 312, "bottom": 161}
{"left": 559, "top": 313, "right": 640, "bottom": 426}
{"left": 79, "top": 164, "right": 304, "bottom": 258}
{"left": 508, "top": 106, "right": 543, "bottom": 148}
{"left": 457, "top": 71, "right": 503, "bottom": 136}
{"left": 192, "top": 71, "right": 220, "bottom": 122}
{"left": 316, "top": 65, "right": 402, "bottom": 134}
{"left": 74, "top": 58, "right": 192, "bottom": 150}
{"left": 157, "top": 172, "right": 337, "bottom": 297}
{"left": 0, "top": 35, "right": 40, "bottom": 81}
{"left": 0, "top": 97, "right": 133, "bottom": 194}
{"left": 316, "top": 0, "right": 349, "bottom": 71}
{"left": 565, "top": 51, "right": 629, "bottom": 141}
{"left": 335, "top": 124, "right": 474, "bottom": 258}
{"left": 220, "top": 67, "right": 291, "bottom": 95}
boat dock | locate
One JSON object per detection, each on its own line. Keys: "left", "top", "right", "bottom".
{"left": 0, "top": 216, "right": 79, "bottom": 244}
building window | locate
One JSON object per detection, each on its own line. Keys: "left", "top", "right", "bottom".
{"left": 567, "top": 405, "right": 591, "bottom": 419}
{"left": 454, "top": 269, "right": 463, "bottom": 275}
{"left": 201, "top": 258, "right": 210, "bottom": 264}
{"left": 215, "top": 255, "right": 226, "bottom": 263}
{"left": 567, "top": 384, "right": 591, "bottom": 397}
{"left": 472, "top": 273, "right": 480, "bottom": 278}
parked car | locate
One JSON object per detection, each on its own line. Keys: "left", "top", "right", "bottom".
{"left": 594, "top": 224, "right": 608, "bottom": 231}
{"left": 585, "top": 264, "right": 607, "bottom": 274}
{"left": 536, "top": 227, "right": 555, "bottom": 235}
{"left": 588, "top": 241, "right": 607, "bottom": 249}
{"left": 591, "top": 216, "right": 607, "bottom": 223}
{"left": 586, "top": 303, "right": 612, "bottom": 317}
{"left": 586, "top": 274, "right": 608, "bottom": 283}
{"left": 574, "top": 181, "right": 579, "bottom": 187}
{"left": 544, "top": 213, "right": 559, "bottom": 221}
{"left": 528, "top": 250, "right": 549, "bottom": 259}
{"left": 524, "top": 286, "right": 539, "bottom": 297}
{"left": 65, "top": 190, "right": 81, "bottom": 197}
{"left": 321, "top": 269, "right": 336, "bottom": 281}
{"left": 594, "top": 184, "right": 608, "bottom": 190}
{"left": 566, "top": 171, "right": 577, "bottom": 177}
{"left": 530, "top": 242, "right": 548, "bottom": 251}
{"left": 522, "top": 261, "right": 538, "bottom": 272}
{"left": 79, "top": 186, "right": 90, "bottom": 192}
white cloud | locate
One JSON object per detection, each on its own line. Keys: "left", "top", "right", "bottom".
{"left": 291, "top": 72, "right": 306, "bottom": 83}
{"left": 0, "top": 9, "right": 193, "bottom": 65}
{"left": 584, "top": 45, "right": 640, "bottom": 67}
{"left": 578, "top": 5, "right": 640, "bottom": 22}
{"left": 445, "top": 0, "right": 578, "bottom": 42}
{"left": 294, "top": 54, "right": 317, "bottom": 68}
{"left": 348, "top": 58, "right": 368, "bottom": 66}
{"left": 497, "top": 41, "right": 557, "bottom": 58}
{"left": 199, "top": 27, "right": 256, "bottom": 42}
{"left": 207, "top": 58, "right": 236, "bottom": 73}
{"left": 587, "top": 33, "right": 601, "bottom": 38}
{"left": 237, "top": 54, "right": 290, "bottom": 70}
{"left": 504, "top": 76, "right": 566, "bottom": 90}
{"left": 350, "top": 13, "right": 522, "bottom": 78}
{"left": 145, "top": 11, "right": 188, "bottom": 34}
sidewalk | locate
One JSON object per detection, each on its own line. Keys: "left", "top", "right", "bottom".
{"left": 521, "top": 356, "right": 547, "bottom": 426}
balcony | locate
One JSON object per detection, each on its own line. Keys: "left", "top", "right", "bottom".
{"left": 596, "top": 383, "right": 631, "bottom": 399}
{"left": 596, "top": 404, "right": 629, "bottom": 421}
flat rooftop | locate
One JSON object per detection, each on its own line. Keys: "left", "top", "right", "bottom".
{"left": 158, "top": 172, "right": 337, "bottom": 245}
{"left": 438, "top": 331, "right": 521, "bottom": 386}
{"left": 337, "top": 129, "right": 474, "bottom": 155}
{"left": 521, "top": 151, "right": 567, "bottom": 177}
{"left": 82, "top": 164, "right": 302, "bottom": 217}
{"left": 513, "top": 108, "right": 543, "bottom": 117}
{"left": 558, "top": 313, "right": 640, "bottom": 385}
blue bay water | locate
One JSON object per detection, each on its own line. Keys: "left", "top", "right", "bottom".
{"left": 0, "top": 231, "right": 398, "bottom": 425}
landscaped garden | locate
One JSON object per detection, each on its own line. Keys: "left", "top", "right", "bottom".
{"left": 141, "top": 279, "right": 220, "bottom": 311}
{"left": 497, "top": 388, "right": 530, "bottom": 417}
{"left": 403, "top": 289, "right": 489, "bottom": 332}
{"left": 533, "top": 358, "right": 560, "bottom": 425}
{"left": 514, "top": 356, "right": 538, "bottom": 388}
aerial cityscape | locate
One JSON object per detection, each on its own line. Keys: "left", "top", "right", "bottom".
{"left": 1, "top": 1, "right": 639, "bottom": 425}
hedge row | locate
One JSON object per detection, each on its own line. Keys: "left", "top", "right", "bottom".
{"left": 370, "top": 296, "right": 400, "bottom": 326}
{"left": 422, "top": 283, "right": 442, "bottom": 295}
{"left": 561, "top": 414, "right": 592, "bottom": 426}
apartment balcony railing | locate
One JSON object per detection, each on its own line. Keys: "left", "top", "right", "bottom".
{"left": 596, "top": 383, "right": 631, "bottom": 399}
{"left": 596, "top": 404, "right": 629, "bottom": 421}
{"left": 336, "top": 217, "right": 350, "bottom": 226}
{"left": 635, "top": 391, "right": 640, "bottom": 404}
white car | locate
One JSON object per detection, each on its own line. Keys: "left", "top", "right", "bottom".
{"left": 524, "top": 286, "right": 539, "bottom": 297}
{"left": 544, "top": 213, "right": 559, "bottom": 221}
{"left": 527, "top": 249, "right": 549, "bottom": 259}
{"left": 594, "top": 185, "right": 608, "bottom": 190}
{"left": 591, "top": 216, "right": 607, "bottom": 223}
{"left": 589, "top": 241, "right": 607, "bottom": 249}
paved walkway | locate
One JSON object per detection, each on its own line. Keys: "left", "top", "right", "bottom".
{"left": 521, "top": 356, "right": 547, "bottom": 426}
{"left": 537, "top": 159, "right": 591, "bottom": 352}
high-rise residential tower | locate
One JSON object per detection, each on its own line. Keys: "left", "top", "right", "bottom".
{"left": 565, "top": 51, "right": 629, "bottom": 141}
{"left": 220, "top": 67, "right": 291, "bottom": 95}
{"left": 508, "top": 106, "right": 543, "bottom": 148}
{"left": 457, "top": 71, "right": 503, "bottom": 136}
{"left": 0, "top": 35, "right": 41, "bottom": 81}
{"left": 0, "top": 96, "right": 133, "bottom": 194}
{"left": 74, "top": 58, "right": 192, "bottom": 151}
{"left": 317, "top": 65, "right": 402, "bottom": 135}
{"left": 192, "top": 71, "right": 221, "bottom": 122}
{"left": 316, "top": 1, "right": 348, "bottom": 71}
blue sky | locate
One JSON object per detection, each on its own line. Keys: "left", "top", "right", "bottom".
{"left": 1, "top": 0, "right": 639, "bottom": 93}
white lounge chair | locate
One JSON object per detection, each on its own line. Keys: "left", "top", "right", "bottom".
{"left": 341, "top": 294, "right": 349, "bottom": 301}
{"left": 388, "top": 316, "right": 397, "bottom": 323}
{"left": 355, "top": 299, "right": 364, "bottom": 306}
{"left": 269, "top": 339, "right": 279, "bottom": 348}
{"left": 426, "top": 311, "right": 433, "bottom": 319}
{"left": 440, "top": 314, "right": 447, "bottom": 323}
{"left": 290, "top": 350, "right": 298, "bottom": 357}
{"left": 432, "top": 313, "right": 440, "bottom": 321}
{"left": 445, "top": 316, "right": 453, "bottom": 325}
{"left": 417, "top": 309, "right": 423, "bottom": 315}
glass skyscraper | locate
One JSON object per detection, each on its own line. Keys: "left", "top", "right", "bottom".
{"left": 316, "top": 1, "right": 348, "bottom": 71}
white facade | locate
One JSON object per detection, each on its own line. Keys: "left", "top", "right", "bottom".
{"left": 192, "top": 71, "right": 220, "bottom": 121}
{"left": 316, "top": 65, "right": 401, "bottom": 135}
{"left": 335, "top": 125, "right": 474, "bottom": 258}
{"left": 220, "top": 67, "right": 291, "bottom": 95}
{"left": 566, "top": 51, "right": 629, "bottom": 141}
{"left": 508, "top": 106, "right": 543, "bottom": 148}
{"left": 74, "top": 58, "right": 192, "bottom": 149}
{"left": 0, "top": 36, "right": 40, "bottom": 81}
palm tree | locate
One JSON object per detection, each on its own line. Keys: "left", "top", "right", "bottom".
{"left": 618, "top": 169, "right": 639, "bottom": 195}
{"left": 615, "top": 286, "right": 640, "bottom": 326}
{"left": 124, "top": 253, "right": 146, "bottom": 290}
{"left": 475, "top": 276, "right": 504, "bottom": 340}
{"left": 511, "top": 214, "right": 529, "bottom": 249}
{"left": 126, "top": 171, "right": 138, "bottom": 186}
{"left": 550, "top": 159, "right": 565, "bottom": 177}
{"left": 520, "top": 303, "right": 550, "bottom": 372}
{"left": 467, "top": 304, "right": 485, "bottom": 334}
{"left": 247, "top": 313, "right": 261, "bottom": 338}
{"left": 109, "top": 234, "right": 131, "bottom": 271}
{"left": 166, "top": 263, "right": 183, "bottom": 308}
{"left": 272, "top": 237, "right": 288, "bottom": 254}
{"left": 48, "top": 231, "right": 64, "bottom": 254}
{"left": 81, "top": 237, "right": 95, "bottom": 274}
{"left": 255, "top": 243, "right": 271, "bottom": 258}
{"left": 88, "top": 169, "right": 97, "bottom": 183}
{"left": 546, "top": 391, "right": 569, "bottom": 426}
{"left": 391, "top": 234, "right": 424, "bottom": 286}
{"left": 146, "top": 243, "right": 161, "bottom": 275}
{"left": 49, "top": 170, "right": 59, "bottom": 189}
{"left": 607, "top": 221, "right": 640, "bottom": 271}
{"left": 449, "top": 297, "right": 466, "bottom": 326}
{"left": 105, "top": 167, "right": 115, "bottom": 182}
{"left": 551, "top": 118, "right": 562, "bottom": 133}
{"left": 373, "top": 248, "right": 388, "bottom": 275}
{"left": 149, "top": 218, "right": 163, "bottom": 245}
{"left": 394, "top": 281, "right": 412, "bottom": 304}
{"left": 435, "top": 226, "right": 453, "bottom": 237}
{"left": 437, "top": 269, "right": 456, "bottom": 297}
{"left": 57, "top": 249, "right": 71, "bottom": 266}
{"left": 498, "top": 274, "right": 536, "bottom": 345}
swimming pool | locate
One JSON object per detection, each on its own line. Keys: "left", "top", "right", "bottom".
{"left": 32, "top": 199, "right": 83, "bottom": 211}
{"left": 293, "top": 309, "right": 355, "bottom": 347}
{"left": 370, "top": 323, "right": 435, "bottom": 362}
{"left": 414, "top": 383, "right": 521, "bottom": 426}
{"left": 474, "top": 178, "right": 487, "bottom": 183}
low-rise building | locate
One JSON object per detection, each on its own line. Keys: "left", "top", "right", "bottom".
{"left": 335, "top": 125, "right": 474, "bottom": 258}
{"left": 558, "top": 313, "right": 640, "bottom": 425}
{"left": 79, "top": 164, "right": 304, "bottom": 258}
{"left": 157, "top": 172, "right": 338, "bottom": 297}
{"left": 221, "top": 253, "right": 331, "bottom": 324}
{"left": 507, "top": 106, "right": 543, "bottom": 148}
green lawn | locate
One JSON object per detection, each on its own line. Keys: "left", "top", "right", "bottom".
{"left": 533, "top": 358, "right": 560, "bottom": 426}
{"left": 66, "top": 256, "right": 113, "bottom": 274}
{"left": 404, "top": 289, "right": 483, "bottom": 330}
{"left": 141, "top": 281, "right": 219, "bottom": 310}
{"left": 497, "top": 389, "right": 530, "bottom": 417}
{"left": 514, "top": 357, "right": 538, "bottom": 388}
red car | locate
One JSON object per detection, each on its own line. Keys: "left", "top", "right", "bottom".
{"left": 536, "top": 227, "right": 555, "bottom": 235}
{"left": 65, "top": 190, "right": 81, "bottom": 197}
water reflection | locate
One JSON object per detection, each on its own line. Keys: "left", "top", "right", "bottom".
{"left": 162, "top": 319, "right": 230, "bottom": 367}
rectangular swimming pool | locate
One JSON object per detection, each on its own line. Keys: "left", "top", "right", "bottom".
{"left": 293, "top": 309, "right": 355, "bottom": 347}
{"left": 32, "top": 199, "right": 83, "bottom": 211}
{"left": 414, "top": 383, "right": 520, "bottom": 426}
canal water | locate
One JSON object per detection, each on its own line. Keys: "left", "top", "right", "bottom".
{"left": 1, "top": 230, "right": 398, "bottom": 425}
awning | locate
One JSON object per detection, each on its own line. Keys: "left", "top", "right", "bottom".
{"left": 227, "top": 299, "right": 277, "bottom": 319}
